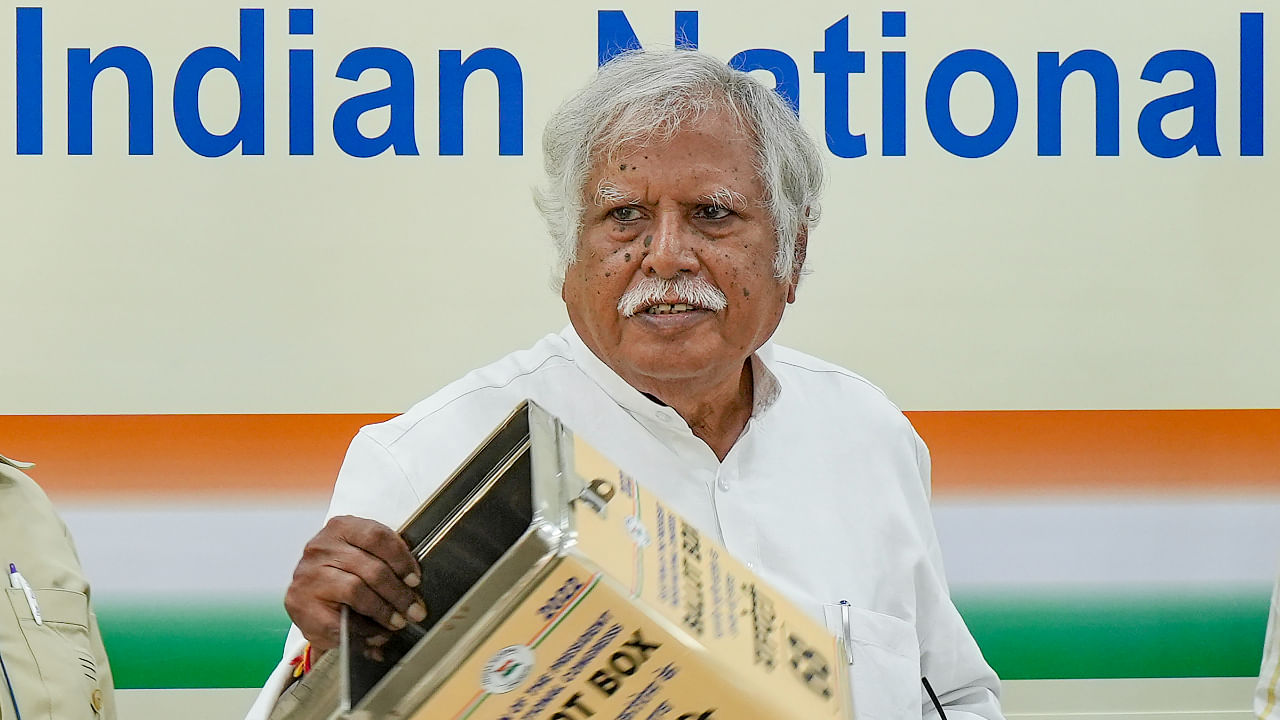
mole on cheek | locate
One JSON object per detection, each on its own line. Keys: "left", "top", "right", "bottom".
{"left": 743, "top": 288, "right": 751, "bottom": 297}
{"left": 624, "top": 253, "right": 631, "bottom": 261}
{"left": 605, "top": 272, "right": 611, "bottom": 277}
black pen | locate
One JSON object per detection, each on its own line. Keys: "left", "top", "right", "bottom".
{"left": 0, "top": 645, "right": 23, "bottom": 720}
{"left": 922, "top": 676, "right": 948, "bottom": 719}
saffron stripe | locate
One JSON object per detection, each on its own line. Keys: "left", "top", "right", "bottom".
{"left": 0, "top": 414, "right": 392, "bottom": 498}
{"left": 530, "top": 574, "right": 601, "bottom": 648}
{"left": 449, "top": 689, "right": 486, "bottom": 720}
{"left": 909, "top": 408, "right": 1280, "bottom": 496}
{"left": 1, "top": 410, "right": 1277, "bottom": 499}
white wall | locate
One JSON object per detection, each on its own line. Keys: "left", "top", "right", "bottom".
{"left": 117, "top": 678, "right": 1259, "bottom": 720}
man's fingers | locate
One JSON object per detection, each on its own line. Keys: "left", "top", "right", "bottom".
{"left": 320, "top": 516, "right": 427, "bottom": 620}
{"left": 286, "top": 576, "right": 411, "bottom": 651}
{"left": 331, "top": 515, "right": 421, "bottom": 586}
{"left": 336, "top": 570, "right": 408, "bottom": 633}
{"left": 348, "top": 612, "right": 396, "bottom": 648}
{"left": 331, "top": 540, "right": 428, "bottom": 624}
{"left": 304, "top": 608, "right": 392, "bottom": 653}
{"left": 288, "top": 602, "right": 342, "bottom": 652}
{"left": 287, "top": 516, "right": 427, "bottom": 649}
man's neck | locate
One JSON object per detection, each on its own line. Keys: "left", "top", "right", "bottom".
{"left": 645, "top": 359, "right": 754, "bottom": 462}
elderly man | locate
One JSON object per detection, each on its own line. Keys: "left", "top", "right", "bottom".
{"left": 248, "top": 48, "right": 1003, "bottom": 720}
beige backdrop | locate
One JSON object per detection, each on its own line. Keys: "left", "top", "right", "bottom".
{"left": 1, "top": 0, "right": 1276, "bottom": 414}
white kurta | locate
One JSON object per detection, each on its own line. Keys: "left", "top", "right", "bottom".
{"left": 248, "top": 327, "right": 1004, "bottom": 720}
{"left": 1257, "top": 574, "right": 1280, "bottom": 719}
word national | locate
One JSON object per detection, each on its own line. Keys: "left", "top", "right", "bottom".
{"left": 12, "top": 8, "right": 1265, "bottom": 158}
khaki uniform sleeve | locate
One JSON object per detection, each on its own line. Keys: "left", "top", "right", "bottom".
{"left": 87, "top": 608, "right": 117, "bottom": 720}
{"left": 0, "top": 455, "right": 117, "bottom": 720}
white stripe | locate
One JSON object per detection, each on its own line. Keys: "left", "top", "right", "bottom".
{"left": 934, "top": 497, "right": 1280, "bottom": 589}
{"left": 54, "top": 497, "right": 1280, "bottom": 600}
{"left": 60, "top": 502, "right": 329, "bottom": 599}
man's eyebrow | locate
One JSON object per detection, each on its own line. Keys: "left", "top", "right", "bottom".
{"left": 700, "top": 187, "right": 748, "bottom": 209}
{"left": 594, "top": 181, "right": 640, "bottom": 206}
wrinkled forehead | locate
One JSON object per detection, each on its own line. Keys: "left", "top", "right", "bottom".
{"left": 582, "top": 108, "right": 762, "bottom": 198}
{"left": 591, "top": 95, "right": 755, "bottom": 164}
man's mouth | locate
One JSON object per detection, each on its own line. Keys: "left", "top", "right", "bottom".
{"left": 645, "top": 303, "right": 700, "bottom": 315}
{"left": 618, "top": 276, "right": 728, "bottom": 317}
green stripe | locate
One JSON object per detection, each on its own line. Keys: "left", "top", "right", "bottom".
{"left": 532, "top": 574, "right": 601, "bottom": 648}
{"left": 954, "top": 588, "right": 1271, "bottom": 680}
{"left": 97, "top": 600, "right": 288, "bottom": 689}
{"left": 95, "top": 589, "right": 1271, "bottom": 689}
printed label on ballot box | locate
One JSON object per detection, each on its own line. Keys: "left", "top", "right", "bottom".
{"left": 413, "top": 436, "right": 849, "bottom": 720}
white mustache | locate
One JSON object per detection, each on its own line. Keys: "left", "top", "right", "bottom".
{"left": 617, "top": 275, "right": 729, "bottom": 318}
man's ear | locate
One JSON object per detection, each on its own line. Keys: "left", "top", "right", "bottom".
{"left": 787, "top": 227, "right": 808, "bottom": 304}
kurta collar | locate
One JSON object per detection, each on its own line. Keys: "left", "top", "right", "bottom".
{"left": 560, "top": 325, "right": 782, "bottom": 426}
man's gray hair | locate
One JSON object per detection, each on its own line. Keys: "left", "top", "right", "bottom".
{"left": 535, "top": 48, "right": 825, "bottom": 285}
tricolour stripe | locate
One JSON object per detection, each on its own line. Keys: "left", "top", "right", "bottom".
{"left": 933, "top": 498, "right": 1280, "bottom": 588}
{"left": 56, "top": 498, "right": 1277, "bottom": 597}
{"left": 446, "top": 573, "right": 601, "bottom": 720}
{"left": 910, "top": 409, "right": 1280, "bottom": 495}
{"left": 3, "top": 409, "right": 1277, "bottom": 498}
{"left": 0, "top": 414, "right": 392, "bottom": 498}
{"left": 96, "top": 588, "right": 1271, "bottom": 689}
{"left": 629, "top": 481, "right": 643, "bottom": 598}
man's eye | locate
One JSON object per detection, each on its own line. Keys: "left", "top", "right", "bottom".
{"left": 698, "top": 205, "right": 732, "bottom": 220}
{"left": 609, "top": 207, "right": 642, "bottom": 222}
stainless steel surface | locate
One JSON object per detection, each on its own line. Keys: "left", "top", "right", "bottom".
{"left": 346, "top": 402, "right": 585, "bottom": 720}
{"left": 270, "top": 402, "right": 567, "bottom": 720}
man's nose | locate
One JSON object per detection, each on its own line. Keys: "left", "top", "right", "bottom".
{"left": 640, "top": 213, "right": 700, "bottom": 278}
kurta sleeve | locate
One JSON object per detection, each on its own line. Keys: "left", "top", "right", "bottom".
{"left": 1256, "top": 573, "right": 1280, "bottom": 719}
{"left": 912, "top": 429, "right": 1005, "bottom": 719}
{"left": 244, "top": 429, "right": 418, "bottom": 720}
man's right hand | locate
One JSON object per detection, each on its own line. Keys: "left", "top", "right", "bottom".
{"left": 284, "top": 515, "right": 428, "bottom": 652}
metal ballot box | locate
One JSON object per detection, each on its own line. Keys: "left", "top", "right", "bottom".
{"left": 273, "top": 402, "right": 850, "bottom": 720}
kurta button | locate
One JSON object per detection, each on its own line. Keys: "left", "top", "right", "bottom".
{"left": 717, "top": 479, "right": 729, "bottom": 491}
{"left": 90, "top": 688, "right": 104, "bottom": 712}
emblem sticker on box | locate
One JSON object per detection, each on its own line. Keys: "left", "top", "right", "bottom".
{"left": 480, "top": 645, "right": 535, "bottom": 694}
{"left": 624, "top": 515, "right": 651, "bottom": 548}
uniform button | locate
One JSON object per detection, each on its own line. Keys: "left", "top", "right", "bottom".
{"left": 90, "top": 688, "right": 104, "bottom": 713}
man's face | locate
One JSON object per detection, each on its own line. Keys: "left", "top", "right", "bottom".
{"left": 562, "top": 108, "right": 801, "bottom": 396}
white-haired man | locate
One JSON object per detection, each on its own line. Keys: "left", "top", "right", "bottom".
{"left": 248, "top": 49, "right": 1004, "bottom": 720}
